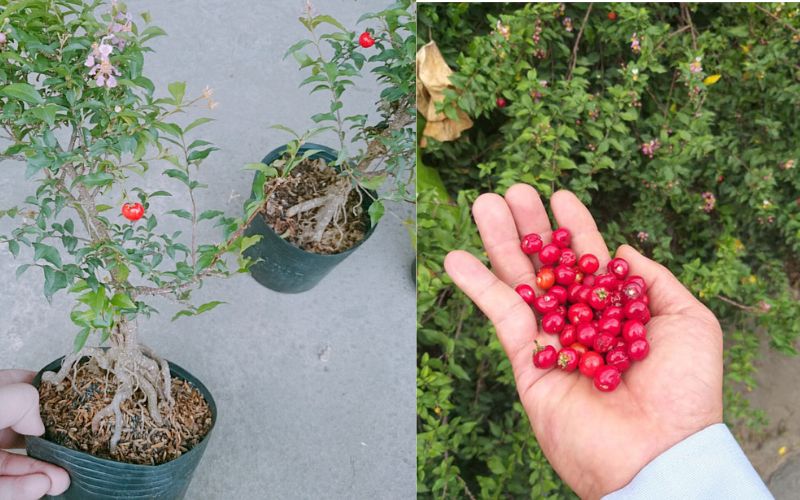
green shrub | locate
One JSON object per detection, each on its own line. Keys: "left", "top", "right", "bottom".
{"left": 417, "top": 3, "right": 800, "bottom": 497}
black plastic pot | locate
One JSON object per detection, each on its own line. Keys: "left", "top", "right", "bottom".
{"left": 244, "top": 143, "right": 377, "bottom": 293}
{"left": 26, "top": 357, "right": 216, "bottom": 500}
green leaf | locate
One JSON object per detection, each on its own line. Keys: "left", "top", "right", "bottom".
{"left": 187, "top": 147, "right": 219, "bottom": 163}
{"left": 196, "top": 300, "right": 225, "bottom": 314}
{"left": 166, "top": 209, "right": 192, "bottom": 219}
{"left": 15, "top": 264, "right": 31, "bottom": 279}
{"left": 168, "top": 81, "right": 186, "bottom": 103}
{"left": 7, "top": 240, "right": 19, "bottom": 257}
{"left": 1, "top": 83, "right": 44, "bottom": 104}
{"left": 198, "top": 210, "right": 224, "bottom": 221}
{"left": 185, "top": 117, "right": 214, "bottom": 133}
{"left": 368, "top": 200, "right": 384, "bottom": 227}
{"left": 73, "top": 327, "right": 91, "bottom": 352}
{"left": 149, "top": 190, "right": 172, "bottom": 197}
{"left": 171, "top": 309, "right": 196, "bottom": 321}
{"left": 77, "top": 172, "right": 115, "bottom": 187}
{"left": 284, "top": 39, "right": 313, "bottom": 59}
{"left": 42, "top": 266, "right": 67, "bottom": 302}
{"left": 33, "top": 243, "right": 62, "bottom": 268}
{"left": 312, "top": 14, "right": 347, "bottom": 32}
{"left": 110, "top": 293, "right": 136, "bottom": 309}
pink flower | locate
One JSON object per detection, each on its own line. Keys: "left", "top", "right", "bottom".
{"left": 640, "top": 139, "right": 661, "bottom": 159}
{"left": 701, "top": 192, "right": 716, "bottom": 212}
{"left": 89, "top": 58, "right": 120, "bottom": 88}
{"left": 563, "top": 17, "right": 573, "bottom": 32}
{"left": 0, "top": 32, "right": 6, "bottom": 46}
{"left": 630, "top": 33, "right": 641, "bottom": 54}
{"left": 496, "top": 20, "right": 510, "bottom": 40}
{"left": 689, "top": 57, "right": 703, "bottom": 74}
{"left": 637, "top": 231, "right": 649, "bottom": 242}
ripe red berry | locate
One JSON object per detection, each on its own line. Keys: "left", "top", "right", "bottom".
{"left": 623, "top": 299, "right": 651, "bottom": 324}
{"left": 576, "top": 286, "right": 592, "bottom": 304}
{"left": 560, "top": 324, "right": 577, "bottom": 346}
{"left": 568, "top": 303, "right": 593, "bottom": 324}
{"left": 533, "top": 293, "right": 559, "bottom": 314}
{"left": 521, "top": 233, "right": 543, "bottom": 254}
{"left": 557, "top": 347, "right": 579, "bottom": 372}
{"left": 554, "top": 305, "right": 567, "bottom": 317}
{"left": 595, "top": 273, "right": 618, "bottom": 290}
{"left": 496, "top": 97, "right": 507, "bottom": 108}
{"left": 608, "top": 11, "right": 617, "bottom": 21}
{"left": 621, "top": 319, "right": 647, "bottom": 343}
{"left": 597, "top": 316, "right": 622, "bottom": 335}
{"left": 549, "top": 285, "right": 568, "bottom": 304}
{"left": 536, "top": 267, "right": 556, "bottom": 290}
{"left": 566, "top": 283, "right": 584, "bottom": 303}
{"left": 621, "top": 281, "right": 644, "bottom": 303}
{"left": 559, "top": 249, "right": 577, "bottom": 267}
{"left": 627, "top": 338, "right": 650, "bottom": 361}
{"left": 625, "top": 275, "right": 646, "bottom": 292}
{"left": 121, "top": 202, "right": 144, "bottom": 221}
{"left": 358, "top": 31, "right": 375, "bottom": 48}
{"left": 601, "top": 306, "right": 624, "bottom": 320}
{"left": 554, "top": 265, "right": 577, "bottom": 286}
{"left": 578, "top": 254, "right": 599, "bottom": 274}
{"left": 515, "top": 284, "right": 536, "bottom": 304}
{"left": 582, "top": 273, "right": 596, "bottom": 287}
{"left": 533, "top": 341, "right": 557, "bottom": 369}
{"left": 542, "top": 312, "right": 566, "bottom": 334}
{"left": 588, "top": 286, "right": 610, "bottom": 310}
{"left": 570, "top": 342, "right": 588, "bottom": 356}
{"left": 593, "top": 365, "right": 622, "bottom": 392}
{"left": 579, "top": 351, "right": 604, "bottom": 378}
{"left": 608, "top": 258, "right": 630, "bottom": 279}
{"left": 593, "top": 333, "right": 616, "bottom": 353}
{"left": 551, "top": 228, "right": 571, "bottom": 248}
{"left": 539, "top": 243, "right": 562, "bottom": 265}
{"left": 606, "top": 347, "right": 631, "bottom": 372}
{"left": 576, "top": 322, "right": 598, "bottom": 347}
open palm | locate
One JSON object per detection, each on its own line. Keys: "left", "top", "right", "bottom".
{"left": 444, "top": 185, "right": 723, "bottom": 499}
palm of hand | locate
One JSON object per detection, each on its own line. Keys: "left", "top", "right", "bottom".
{"left": 445, "top": 185, "right": 723, "bottom": 499}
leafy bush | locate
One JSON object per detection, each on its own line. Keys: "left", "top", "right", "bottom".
{"left": 417, "top": 2, "right": 800, "bottom": 497}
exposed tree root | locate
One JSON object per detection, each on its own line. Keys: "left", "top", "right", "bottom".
{"left": 286, "top": 177, "right": 353, "bottom": 244}
{"left": 41, "top": 323, "right": 174, "bottom": 454}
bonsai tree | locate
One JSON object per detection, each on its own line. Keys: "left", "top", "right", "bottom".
{"left": 0, "top": 0, "right": 254, "bottom": 453}
{"left": 244, "top": 0, "right": 416, "bottom": 253}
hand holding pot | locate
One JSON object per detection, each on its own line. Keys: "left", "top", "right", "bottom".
{"left": 0, "top": 369, "right": 70, "bottom": 499}
{"left": 444, "top": 185, "right": 725, "bottom": 499}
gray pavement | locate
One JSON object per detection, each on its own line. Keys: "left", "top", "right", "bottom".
{"left": 0, "top": 1, "right": 415, "bottom": 499}
{"left": 770, "top": 454, "right": 800, "bottom": 500}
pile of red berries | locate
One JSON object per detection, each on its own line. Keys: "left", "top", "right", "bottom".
{"left": 515, "top": 228, "right": 652, "bottom": 392}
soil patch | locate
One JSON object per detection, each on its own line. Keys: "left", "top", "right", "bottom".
{"left": 262, "top": 157, "right": 367, "bottom": 254}
{"left": 38, "top": 360, "right": 212, "bottom": 465}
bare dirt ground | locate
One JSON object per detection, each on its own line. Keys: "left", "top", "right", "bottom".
{"left": 740, "top": 341, "right": 800, "bottom": 485}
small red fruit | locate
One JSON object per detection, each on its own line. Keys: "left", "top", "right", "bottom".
{"left": 593, "top": 333, "right": 616, "bottom": 353}
{"left": 521, "top": 233, "right": 543, "bottom": 254}
{"left": 542, "top": 312, "right": 566, "bottom": 334}
{"left": 601, "top": 306, "right": 624, "bottom": 320}
{"left": 533, "top": 293, "right": 559, "bottom": 314}
{"left": 496, "top": 97, "right": 507, "bottom": 108}
{"left": 608, "top": 257, "right": 630, "bottom": 279}
{"left": 568, "top": 303, "right": 593, "bottom": 324}
{"left": 622, "top": 282, "right": 644, "bottom": 302}
{"left": 121, "top": 202, "right": 144, "bottom": 221}
{"left": 595, "top": 273, "right": 618, "bottom": 290}
{"left": 606, "top": 348, "right": 631, "bottom": 372}
{"left": 576, "top": 322, "right": 598, "bottom": 347}
{"left": 570, "top": 342, "right": 588, "bottom": 356}
{"left": 625, "top": 275, "right": 647, "bottom": 291}
{"left": 578, "top": 254, "right": 599, "bottom": 274}
{"left": 608, "top": 11, "right": 617, "bottom": 21}
{"left": 593, "top": 365, "right": 622, "bottom": 392}
{"left": 551, "top": 228, "right": 571, "bottom": 248}
{"left": 579, "top": 351, "right": 604, "bottom": 378}
{"left": 559, "top": 249, "right": 577, "bottom": 267}
{"left": 624, "top": 299, "right": 651, "bottom": 324}
{"left": 559, "top": 324, "right": 577, "bottom": 346}
{"left": 582, "top": 274, "right": 596, "bottom": 287}
{"left": 627, "top": 338, "right": 650, "bottom": 361}
{"left": 588, "top": 286, "right": 610, "bottom": 310}
{"left": 549, "top": 285, "right": 568, "bottom": 304}
{"left": 554, "top": 265, "right": 577, "bottom": 286}
{"left": 597, "top": 316, "right": 622, "bottom": 335}
{"left": 557, "top": 347, "right": 579, "bottom": 372}
{"left": 536, "top": 267, "right": 556, "bottom": 290}
{"left": 539, "top": 243, "right": 562, "bottom": 265}
{"left": 533, "top": 341, "right": 557, "bottom": 369}
{"left": 515, "top": 284, "right": 536, "bottom": 305}
{"left": 358, "top": 31, "right": 375, "bottom": 48}
{"left": 621, "top": 319, "right": 647, "bottom": 343}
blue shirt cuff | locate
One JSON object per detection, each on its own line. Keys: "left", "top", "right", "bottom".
{"left": 604, "top": 423, "right": 773, "bottom": 500}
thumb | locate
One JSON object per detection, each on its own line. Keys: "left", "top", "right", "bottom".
{"left": 0, "top": 473, "right": 52, "bottom": 500}
{"left": 0, "top": 384, "right": 45, "bottom": 437}
{"left": 615, "top": 245, "right": 707, "bottom": 317}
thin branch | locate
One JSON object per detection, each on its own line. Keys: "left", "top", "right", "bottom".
{"left": 681, "top": 3, "right": 698, "bottom": 50}
{"left": 754, "top": 4, "right": 800, "bottom": 35}
{"left": 0, "top": 154, "right": 26, "bottom": 162}
{"left": 716, "top": 295, "right": 764, "bottom": 314}
{"left": 566, "top": 4, "right": 593, "bottom": 81}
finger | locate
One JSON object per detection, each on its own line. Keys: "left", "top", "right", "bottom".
{"left": 550, "top": 190, "right": 611, "bottom": 266}
{"left": 504, "top": 184, "right": 553, "bottom": 269}
{"left": 615, "top": 245, "right": 707, "bottom": 317}
{"left": 0, "top": 429, "right": 25, "bottom": 450}
{"left": 0, "top": 472, "right": 51, "bottom": 500}
{"left": 0, "top": 451, "right": 69, "bottom": 496}
{"left": 472, "top": 193, "right": 536, "bottom": 287}
{"left": 0, "top": 371, "right": 35, "bottom": 388}
{"left": 0, "top": 385, "right": 45, "bottom": 437}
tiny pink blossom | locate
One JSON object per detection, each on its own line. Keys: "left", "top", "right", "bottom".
{"left": 637, "top": 231, "right": 649, "bottom": 242}
{"left": 563, "top": 17, "right": 573, "bottom": 32}
{"left": 701, "top": 191, "right": 716, "bottom": 212}
{"left": 0, "top": 33, "right": 6, "bottom": 46}
{"left": 690, "top": 57, "right": 703, "bottom": 74}
{"left": 630, "top": 33, "right": 641, "bottom": 54}
{"left": 640, "top": 139, "right": 661, "bottom": 159}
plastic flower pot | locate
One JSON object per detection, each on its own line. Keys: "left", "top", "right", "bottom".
{"left": 25, "top": 357, "right": 216, "bottom": 500}
{"left": 244, "top": 143, "right": 377, "bottom": 293}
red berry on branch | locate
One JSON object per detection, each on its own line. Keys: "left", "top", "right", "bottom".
{"left": 496, "top": 97, "right": 507, "bottom": 108}
{"left": 121, "top": 202, "right": 144, "bottom": 221}
{"left": 608, "top": 11, "right": 618, "bottom": 21}
{"left": 358, "top": 31, "right": 375, "bottom": 48}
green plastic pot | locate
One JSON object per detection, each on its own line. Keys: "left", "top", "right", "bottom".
{"left": 26, "top": 357, "right": 216, "bottom": 500}
{"left": 244, "top": 143, "right": 377, "bottom": 293}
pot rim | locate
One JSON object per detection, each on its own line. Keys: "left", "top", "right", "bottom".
{"left": 27, "top": 356, "right": 216, "bottom": 470}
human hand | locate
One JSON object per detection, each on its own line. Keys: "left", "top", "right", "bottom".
{"left": 444, "top": 185, "right": 723, "bottom": 499}
{"left": 0, "top": 370, "right": 70, "bottom": 500}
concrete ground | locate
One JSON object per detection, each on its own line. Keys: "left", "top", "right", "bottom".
{"left": 0, "top": 1, "right": 415, "bottom": 499}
